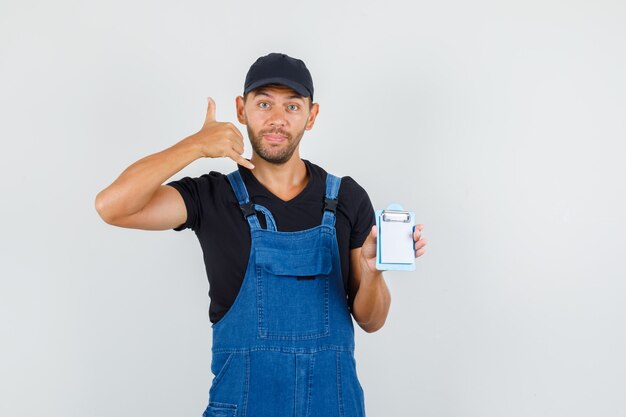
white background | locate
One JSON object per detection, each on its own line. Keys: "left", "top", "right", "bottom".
{"left": 1, "top": 1, "right": 625, "bottom": 416}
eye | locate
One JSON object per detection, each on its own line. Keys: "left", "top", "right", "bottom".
{"left": 258, "top": 102, "right": 270, "bottom": 109}
{"left": 288, "top": 104, "right": 299, "bottom": 111}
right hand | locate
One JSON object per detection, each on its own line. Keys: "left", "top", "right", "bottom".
{"left": 190, "top": 97, "right": 255, "bottom": 169}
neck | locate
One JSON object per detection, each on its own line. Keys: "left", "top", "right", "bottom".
{"left": 247, "top": 153, "right": 309, "bottom": 200}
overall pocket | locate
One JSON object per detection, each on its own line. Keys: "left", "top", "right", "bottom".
{"left": 208, "top": 351, "right": 246, "bottom": 406}
{"left": 209, "top": 352, "right": 234, "bottom": 392}
{"left": 256, "top": 244, "right": 332, "bottom": 340}
{"left": 203, "top": 402, "right": 237, "bottom": 417}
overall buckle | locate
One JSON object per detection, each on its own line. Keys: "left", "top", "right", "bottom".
{"left": 324, "top": 197, "right": 338, "bottom": 213}
{"left": 240, "top": 201, "right": 257, "bottom": 218}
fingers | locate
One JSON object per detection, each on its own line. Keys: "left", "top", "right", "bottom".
{"left": 226, "top": 124, "right": 245, "bottom": 155}
{"left": 203, "top": 97, "right": 216, "bottom": 126}
{"left": 227, "top": 148, "right": 255, "bottom": 170}
{"left": 415, "top": 238, "right": 427, "bottom": 258}
{"left": 227, "top": 123, "right": 245, "bottom": 147}
{"left": 229, "top": 138, "right": 244, "bottom": 155}
{"left": 197, "top": 98, "right": 250, "bottom": 165}
{"left": 414, "top": 224, "right": 426, "bottom": 257}
{"left": 413, "top": 224, "right": 424, "bottom": 241}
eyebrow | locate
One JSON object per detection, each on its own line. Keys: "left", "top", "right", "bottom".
{"left": 253, "top": 89, "right": 305, "bottom": 102}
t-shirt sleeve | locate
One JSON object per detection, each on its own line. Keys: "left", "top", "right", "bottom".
{"left": 344, "top": 176, "right": 376, "bottom": 249}
{"left": 166, "top": 174, "right": 212, "bottom": 232}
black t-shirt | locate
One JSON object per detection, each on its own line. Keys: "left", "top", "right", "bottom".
{"left": 166, "top": 159, "right": 376, "bottom": 324}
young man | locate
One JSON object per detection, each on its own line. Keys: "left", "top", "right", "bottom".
{"left": 95, "top": 52, "right": 427, "bottom": 417}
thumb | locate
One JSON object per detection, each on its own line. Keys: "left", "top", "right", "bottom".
{"left": 364, "top": 225, "right": 378, "bottom": 244}
{"left": 203, "top": 96, "right": 216, "bottom": 126}
{"left": 360, "top": 225, "right": 378, "bottom": 261}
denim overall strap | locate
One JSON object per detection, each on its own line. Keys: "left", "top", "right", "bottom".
{"left": 322, "top": 173, "right": 341, "bottom": 228}
{"left": 251, "top": 204, "right": 277, "bottom": 231}
{"left": 226, "top": 170, "right": 277, "bottom": 232}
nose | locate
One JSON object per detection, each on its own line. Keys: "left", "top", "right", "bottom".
{"left": 268, "top": 106, "right": 287, "bottom": 128}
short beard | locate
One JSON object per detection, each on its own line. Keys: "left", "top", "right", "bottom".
{"left": 247, "top": 125, "right": 305, "bottom": 165}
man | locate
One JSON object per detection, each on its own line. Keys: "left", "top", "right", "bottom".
{"left": 95, "top": 52, "right": 427, "bottom": 417}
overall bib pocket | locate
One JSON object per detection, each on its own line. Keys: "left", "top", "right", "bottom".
{"left": 256, "top": 244, "right": 332, "bottom": 340}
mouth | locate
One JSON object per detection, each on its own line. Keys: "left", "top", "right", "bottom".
{"left": 263, "top": 134, "right": 287, "bottom": 143}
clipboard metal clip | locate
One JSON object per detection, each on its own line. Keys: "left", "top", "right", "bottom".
{"left": 381, "top": 210, "right": 411, "bottom": 223}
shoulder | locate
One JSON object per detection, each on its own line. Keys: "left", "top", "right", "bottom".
{"left": 167, "top": 171, "right": 231, "bottom": 196}
{"left": 167, "top": 171, "right": 225, "bottom": 186}
{"left": 337, "top": 175, "right": 369, "bottom": 198}
{"left": 165, "top": 169, "right": 241, "bottom": 231}
{"left": 303, "top": 159, "right": 370, "bottom": 199}
{"left": 166, "top": 170, "right": 243, "bottom": 215}
{"left": 304, "top": 160, "right": 373, "bottom": 230}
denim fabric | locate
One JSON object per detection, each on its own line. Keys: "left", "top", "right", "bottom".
{"left": 202, "top": 169, "right": 366, "bottom": 417}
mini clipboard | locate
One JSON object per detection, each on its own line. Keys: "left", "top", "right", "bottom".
{"left": 375, "top": 203, "right": 416, "bottom": 271}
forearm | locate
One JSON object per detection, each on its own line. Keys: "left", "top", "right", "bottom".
{"left": 352, "top": 269, "right": 391, "bottom": 333}
{"left": 95, "top": 135, "right": 203, "bottom": 221}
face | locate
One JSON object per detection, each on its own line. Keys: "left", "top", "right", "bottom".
{"left": 236, "top": 85, "right": 319, "bottom": 165}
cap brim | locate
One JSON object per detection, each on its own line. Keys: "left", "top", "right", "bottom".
{"left": 244, "top": 77, "right": 311, "bottom": 98}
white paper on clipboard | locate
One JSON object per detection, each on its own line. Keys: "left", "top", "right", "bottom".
{"left": 380, "top": 216, "right": 415, "bottom": 264}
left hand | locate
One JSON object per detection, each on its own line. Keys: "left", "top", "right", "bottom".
{"left": 359, "top": 223, "right": 427, "bottom": 273}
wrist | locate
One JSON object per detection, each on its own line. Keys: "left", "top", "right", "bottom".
{"left": 178, "top": 134, "right": 206, "bottom": 159}
{"left": 360, "top": 257, "right": 383, "bottom": 281}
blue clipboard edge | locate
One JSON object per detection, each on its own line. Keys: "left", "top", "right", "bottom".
{"left": 375, "top": 203, "right": 416, "bottom": 271}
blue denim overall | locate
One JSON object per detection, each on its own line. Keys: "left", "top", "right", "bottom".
{"left": 202, "top": 169, "right": 366, "bottom": 417}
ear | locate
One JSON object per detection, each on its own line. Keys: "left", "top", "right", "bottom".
{"left": 305, "top": 102, "right": 319, "bottom": 131}
{"left": 235, "top": 96, "right": 246, "bottom": 125}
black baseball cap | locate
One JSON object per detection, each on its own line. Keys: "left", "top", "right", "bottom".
{"left": 243, "top": 52, "right": 314, "bottom": 101}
